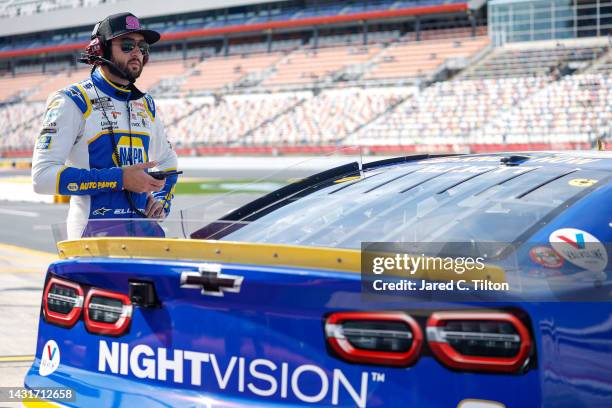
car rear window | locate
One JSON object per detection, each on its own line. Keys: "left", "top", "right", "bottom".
{"left": 219, "top": 163, "right": 610, "bottom": 249}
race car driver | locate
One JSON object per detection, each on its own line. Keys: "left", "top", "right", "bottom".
{"left": 32, "top": 12, "right": 178, "bottom": 239}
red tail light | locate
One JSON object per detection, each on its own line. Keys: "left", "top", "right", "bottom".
{"left": 325, "top": 312, "right": 423, "bottom": 366}
{"left": 84, "top": 288, "right": 132, "bottom": 336}
{"left": 43, "top": 277, "right": 84, "bottom": 328}
{"left": 426, "top": 312, "right": 532, "bottom": 373}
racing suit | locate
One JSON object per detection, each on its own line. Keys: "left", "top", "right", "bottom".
{"left": 32, "top": 68, "right": 178, "bottom": 239}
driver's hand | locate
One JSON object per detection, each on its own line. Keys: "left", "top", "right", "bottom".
{"left": 145, "top": 193, "right": 166, "bottom": 219}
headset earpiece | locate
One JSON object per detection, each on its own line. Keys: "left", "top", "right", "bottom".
{"left": 83, "top": 37, "right": 105, "bottom": 66}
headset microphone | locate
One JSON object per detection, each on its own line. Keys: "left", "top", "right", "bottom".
{"left": 78, "top": 52, "right": 135, "bottom": 83}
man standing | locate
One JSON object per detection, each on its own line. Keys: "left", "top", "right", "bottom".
{"left": 32, "top": 12, "right": 178, "bottom": 239}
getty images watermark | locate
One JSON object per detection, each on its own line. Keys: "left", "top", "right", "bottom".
{"left": 360, "top": 241, "right": 612, "bottom": 302}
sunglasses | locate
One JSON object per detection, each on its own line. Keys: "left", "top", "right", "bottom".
{"left": 117, "top": 39, "right": 150, "bottom": 55}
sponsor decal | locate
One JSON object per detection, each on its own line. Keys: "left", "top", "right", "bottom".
{"left": 46, "top": 100, "right": 61, "bottom": 111}
{"left": 92, "top": 207, "right": 112, "bottom": 216}
{"left": 92, "top": 97, "right": 115, "bottom": 111}
{"left": 568, "top": 178, "right": 598, "bottom": 188}
{"left": 99, "top": 340, "right": 370, "bottom": 407}
{"left": 126, "top": 16, "right": 141, "bottom": 30}
{"left": 100, "top": 120, "right": 118, "bottom": 128}
{"left": 67, "top": 183, "right": 78, "bottom": 192}
{"left": 84, "top": 82, "right": 93, "bottom": 89}
{"left": 116, "top": 136, "right": 147, "bottom": 165}
{"left": 132, "top": 101, "right": 145, "bottom": 110}
{"left": 36, "top": 135, "right": 52, "bottom": 150}
{"left": 529, "top": 246, "right": 564, "bottom": 269}
{"left": 44, "top": 109, "right": 60, "bottom": 123}
{"left": 68, "top": 88, "right": 86, "bottom": 105}
{"left": 40, "top": 127, "right": 57, "bottom": 135}
{"left": 78, "top": 181, "right": 118, "bottom": 191}
{"left": 550, "top": 228, "right": 608, "bottom": 272}
{"left": 39, "top": 339, "right": 60, "bottom": 376}
{"left": 114, "top": 208, "right": 145, "bottom": 215}
{"left": 111, "top": 111, "right": 122, "bottom": 119}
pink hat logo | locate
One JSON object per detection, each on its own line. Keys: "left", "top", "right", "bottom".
{"left": 126, "top": 16, "right": 140, "bottom": 30}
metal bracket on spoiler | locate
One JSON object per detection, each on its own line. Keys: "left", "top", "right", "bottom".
{"left": 180, "top": 263, "right": 244, "bottom": 297}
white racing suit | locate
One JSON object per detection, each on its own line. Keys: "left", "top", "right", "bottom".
{"left": 32, "top": 68, "right": 178, "bottom": 239}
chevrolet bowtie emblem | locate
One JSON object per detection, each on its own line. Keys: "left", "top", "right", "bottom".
{"left": 180, "top": 263, "right": 243, "bottom": 297}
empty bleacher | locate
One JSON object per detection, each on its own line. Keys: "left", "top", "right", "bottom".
{"left": 470, "top": 74, "right": 611, "bottom": 144}
{"left": 26, "top": 68, "right": 90, "bottom": 102}
{"left": 347, "top": 76, "right": 550, "bottom": 145}
{"left": 0, "top": 72, "right": 49, "bottom": 101}
{"left": 181, "top": 52, "right": 284, "bottom": 93}
{"left": 363, "top": 36, "right": 490, "bottom": 82}
{"left": 247, "top": 87, "right": 415, "bottom": 145}
{"left": 462, "top": 40, "right": 608, "bottom": 79}
{"left": 262, "top": 45, "right": 382, "bottom": 87}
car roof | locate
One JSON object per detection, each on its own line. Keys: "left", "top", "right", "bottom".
{"left": 364, "top": 151, "right": 612, "bottom": 173}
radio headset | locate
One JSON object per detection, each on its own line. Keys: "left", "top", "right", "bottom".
{"left": 79, "top": 22, "right": 149, "bottom": 219}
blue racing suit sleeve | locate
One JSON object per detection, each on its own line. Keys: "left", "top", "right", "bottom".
{"left": 57, "top": 167, "right": 123, "bottom": 195}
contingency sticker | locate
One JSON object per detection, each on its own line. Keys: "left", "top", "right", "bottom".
{"left": 568, "top": 178, "right": 598, "bottom": 188}
{"left": 39, "top": 339, "right": 60, "bottom": 376}
{"left": 549, "top": 228, "right": 608, "bottom": 272}
{"left": 529, "top": 246, "right": 564, "bottom": 269}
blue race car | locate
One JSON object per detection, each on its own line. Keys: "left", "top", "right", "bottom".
{"left": 25, "top": 152, "right": 611, "bottom": 407}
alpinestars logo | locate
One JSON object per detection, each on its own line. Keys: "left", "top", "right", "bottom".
{"left": 92, "top": 207, "right": 112, "bottom": 216}
{"left": 99, "top": 341, "right": 371, "bottom": 407}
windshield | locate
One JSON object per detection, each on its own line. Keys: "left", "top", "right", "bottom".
{"left": 217, "top": 162, "right": 610, "bottom": 249}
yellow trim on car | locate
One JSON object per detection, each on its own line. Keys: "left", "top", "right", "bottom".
{"left": 74, "top": 84, "right": 92, "bottom": 118}
{"left": 22, "top": 398, "right": 66, "bottom": 407}
{"left": 57, "top": 238, "right": 361, "bottom": 272}
{"left": 55, "top": 238, "right": 507, "bottom": 282}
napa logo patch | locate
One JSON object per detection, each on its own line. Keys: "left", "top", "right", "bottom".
{"left": 67, "top": 183, "right": 78, "bottom": 192}
{"left": 115, "top": 136, "right": 148, "bottom": 166}
{"left": 39, "top": 340, "right": 60, "bottom": 376}
{"left": 550, "top": 228, "right": 607, "bottom": 272}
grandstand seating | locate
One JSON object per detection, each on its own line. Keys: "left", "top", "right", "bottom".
{"left": 0, "top": 101, "right": 44, "bottom": 151}
{"left": 363, "top": 35, "right": 489, "bottom": 81}
{"left": 26, "top": 68, "right": 89, "bottom": 102}
{"left": 247, "top": 87, "right": 415, "bottom": 145}
{"left": 261, "top": 45, "right": 382, "bottom": 87}
{"left": 136, "top": 59, "right": 198, "bottom": 92}
{"left": 166, "top": 93, "right": 306, "bottom": 146}
{"left": 462, "top": 41, "right": 608, "bottom": 79}
{"left": 181, "top": 53, "right": 285, "bottom": 92}
{"left": 0, "top": 33, "right": 608, "bottom": 156}
{"left": 470, "top": 74, "right": 611, "bottom": 144}
{"left": 346, "top": 77, "right": 551, "bottom": 146}
{"left": 0, "top": 72, "right": 48, "bottom": 101}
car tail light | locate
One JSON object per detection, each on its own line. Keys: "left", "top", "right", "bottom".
{"left": 325, "top": 312, "right": 423, "bottom": 366}
{"left": 426, "top": 312, "right": 531, "bottom": 373}
{"left": 43, "top": 277, "right": 84, "bottom": 327}
{"left": 84, "top": 288, "right": 132, "bottom": 336}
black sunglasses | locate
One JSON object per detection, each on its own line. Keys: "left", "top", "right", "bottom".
{"left": 118, "top": 39, "right": 150, "bottom": 55}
